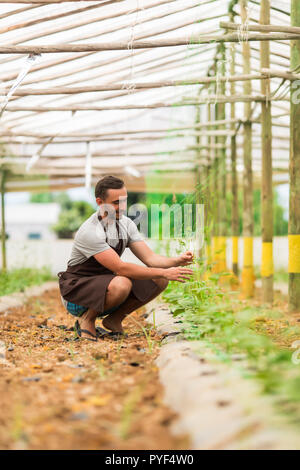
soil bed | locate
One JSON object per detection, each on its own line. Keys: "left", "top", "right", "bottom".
{"left": 0, "top": 287, "right": 188, "bottom": 450}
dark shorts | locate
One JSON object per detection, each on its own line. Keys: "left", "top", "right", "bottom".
{"left": 60, "top": 295, "right": 122, "bottom": 318}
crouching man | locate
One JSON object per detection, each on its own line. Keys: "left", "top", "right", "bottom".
{"left": 58, "top": 175, "right": 194, "bottom": 341}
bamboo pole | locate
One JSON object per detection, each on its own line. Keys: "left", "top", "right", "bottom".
{"left": 260, "top": 0, "right": 274, "bottom": 304}
{"left": 0, "top": 4, "right": 44, "bottom": 21}
{"left": 194, "top": 101, "right": 203, "bottom": 261}
{"left": 7, "top": 44, "right": 213, "bottom": 89}
{"left": 261, "top": 68, "right": 300, "bottom": 81}
{"left": 2, "top": 155, "right": 291, "bottom": 165}
{"left": 240, "top": 0, "right": 255, "bottom": 298}
{"left": 289, "top": 0, "right": 300, "bottom": 312}
{"left": 221, "top": 21, "right": 300, "bottom": 35}
{"left": 0, "top": 0, "right": 116, "bottom": 2}
{"left": 249, "top": 0, "right": 289, "bottom": 16}
{"left": 0, "top": 0, "right": 178, "bottom": 36}
{"left": 0, "top": 3, "right": 110, "bottom": 35}
{"left": 20, "top": 164, "right": 289, "bottom": 176}
{"left": 0, "top": 170, "right": 7, "bottom": 272}
{"left": 211, "top": 59, "right": 220, "bottom": 273}
{"left": 0, "top": 129, "right": 289, "bottom": 140}
{"left": 0, "top": 129, "right": 237, "bottom": 138}
{"left": 218, "top": 43, "right": 228, "bottom": 273}
{"left": 0, "top": 139, "right": 289, "bottom": 148}
{"left": 0, "top": 75, "right": 267, "bottom": 96}
{"left": 2, "top": 96, "right": 289, "bottom": 106}
{"left": 1, "top": 122, "right": 238, "bottom": 135}
{"left": 1, "top": 33, "right": 300, "bottom": 55}
{"left": 230, "top": 15, "right": 239, "bottom": 278}
{"left": 0, "top": 0, "right": 217, "bottom": 95}
{"left": 205, "top": 102, "right": 213, "bottom": 273}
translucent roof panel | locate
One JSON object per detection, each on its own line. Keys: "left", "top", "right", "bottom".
{"left": 0, "top": 0, "right": 293, "bottom": 190}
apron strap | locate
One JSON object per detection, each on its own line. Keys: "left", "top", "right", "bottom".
{"left": 100, "top": 218, "right": 121, "bottom": 246}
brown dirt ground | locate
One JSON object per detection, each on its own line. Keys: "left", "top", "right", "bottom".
{"left": 0, "top": 287, "right": 189, "bottom": 450}
{"left": 226, "top": 279, "right": 300, "bottom": 349}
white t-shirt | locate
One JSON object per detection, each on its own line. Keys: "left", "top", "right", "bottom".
{"left": 67, "top": 211, "right": 143, "bottom": 267}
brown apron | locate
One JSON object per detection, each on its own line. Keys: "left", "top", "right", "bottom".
{"left": 57, "top": 215, "right": 159, "bottom": 314}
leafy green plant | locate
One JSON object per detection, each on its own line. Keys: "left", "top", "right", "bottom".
{"left": 129, "top": 316, "right": 156, "bottom": 354}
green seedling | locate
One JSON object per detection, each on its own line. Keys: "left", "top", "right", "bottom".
{"left": 11, "top": 403, "right": 25, "bottom": 443}
{"left": 119, "top": 386, "right": 142, "bottom": 440}
{"left": 93, "top": 358, "right": 106, "bottom": 378}
{"left": 129, "top": 317, "right": 156, "bottom": 354}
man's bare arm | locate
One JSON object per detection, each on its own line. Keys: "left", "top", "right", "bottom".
{"left": 93, "top": 248, "right": 193, "bottom": 282}
{"left": 129, "top": 240, "right": 194, "bottom": 268}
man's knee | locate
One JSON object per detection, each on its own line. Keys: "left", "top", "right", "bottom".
{"left": 108, "top": 276, "right": 132, "bottom": 299}
{"left": 153, "top": 278, "right": 169, "bottom": 292}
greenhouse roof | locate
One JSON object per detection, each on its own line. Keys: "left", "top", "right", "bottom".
{"left": 0, "top": 0, "right": 292, "bottom": 192}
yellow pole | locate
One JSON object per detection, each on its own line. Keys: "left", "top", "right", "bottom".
{"left": 289, "top": 0, "right": 300, "bottom": 312}
{"left": 240, "top": 0, "right": 254, "bottom": 298}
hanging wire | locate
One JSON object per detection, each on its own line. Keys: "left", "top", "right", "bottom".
{"left": 85, "top": 141, "right": 92, "bottom": 190}
{"left": 0, "top": 53, "right": 41, "bottom": 118}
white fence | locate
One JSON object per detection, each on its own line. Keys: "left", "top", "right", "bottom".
{"left": 0, "top": 237, "right": 289, "bottom": 276}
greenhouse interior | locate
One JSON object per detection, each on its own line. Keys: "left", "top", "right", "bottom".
{"left": 0, "top": 0, "right": 300, "bottom": 452}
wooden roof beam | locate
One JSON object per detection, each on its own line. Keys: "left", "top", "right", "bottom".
{"left": 1, "top": 33, "right": 300, "bottom": 54}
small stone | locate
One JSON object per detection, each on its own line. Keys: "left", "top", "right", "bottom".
{"left": 200, "top": 370, "right": 217, "bottom": 376}
{"left": 217, "top": 400, "right": 231, "bottom": 407}
{"left": 7, "top": 347, "right": 14, "bottom": 352}
{"left": 72, "top": 376, "right": 85, "bottom": 383}
{"left": 231, "top": 353, "right": 247, "bottom": 361}
{"left": 22, "top": 376, "right": 41, "bottom": 382}
{"left": 92, "top": 352, "right": 107, "bottom": 360}
{"left": 57, "top": 355, "right": 67, "bottom": 362}
{"left": 69, "top": 412, "right": 88, "bottom": 421}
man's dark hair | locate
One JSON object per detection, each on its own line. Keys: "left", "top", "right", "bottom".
{"left": 95, "top": 175, "right": 125, "bottom": 200}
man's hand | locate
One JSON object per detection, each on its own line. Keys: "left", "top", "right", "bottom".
{"left": 163, "top": 267, "right": 194, "bottom": 283}
{"left": 177, "top": 251, "right": 194, "bottom": 267}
